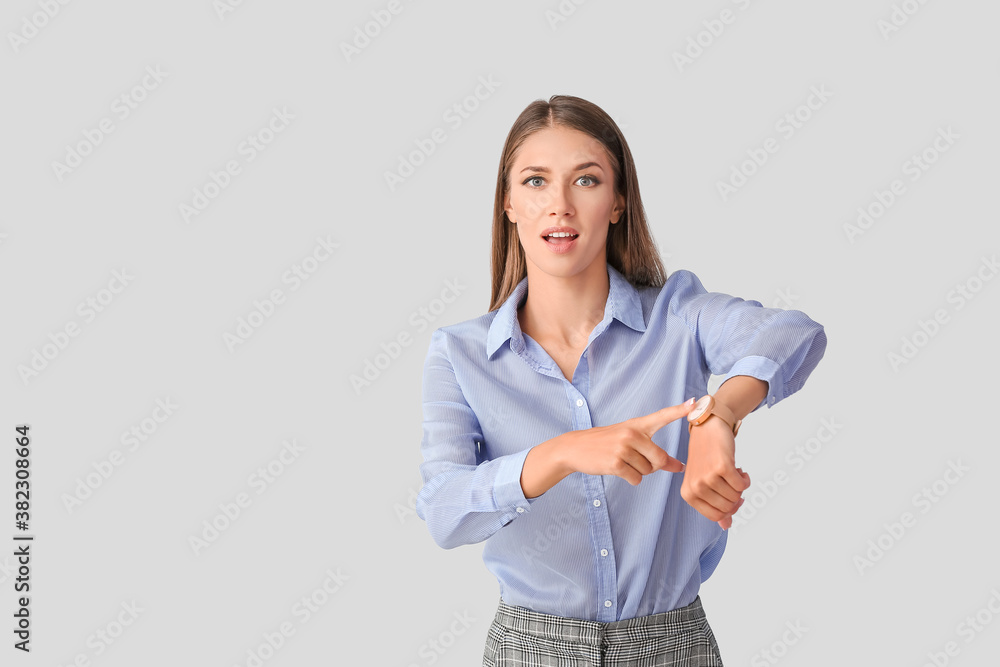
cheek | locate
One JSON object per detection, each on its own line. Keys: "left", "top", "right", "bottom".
{"left": 512, "top": 190, "right": 551, "bottom": 220}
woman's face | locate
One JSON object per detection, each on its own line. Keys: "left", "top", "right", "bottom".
{"left": 504, "top": 125, "right": 624, "bottom": 281}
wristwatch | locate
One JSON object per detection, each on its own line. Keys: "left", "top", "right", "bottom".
{"left": 687, "top": 394, "right": 742, "bottom": 436}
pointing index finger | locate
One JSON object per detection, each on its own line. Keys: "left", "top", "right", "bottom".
{"left": 634, "top": 398, "right": 696, "bottom": 436}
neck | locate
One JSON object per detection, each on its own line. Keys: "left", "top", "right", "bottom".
{"left": 518, "top": 260, "right": 610, "bottom": 347}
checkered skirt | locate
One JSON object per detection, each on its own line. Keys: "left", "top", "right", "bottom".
{"left": 482, "top": 595, "right": 724, "bottom": 666}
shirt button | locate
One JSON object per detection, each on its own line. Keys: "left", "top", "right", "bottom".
{"left": 600, "top": 549, "right": 608, "bottom": 557}
{"left": 576, "top": 399, "right": 584, "bottom": 407}
{"left": 516, "top": 507, "right": 524, "bottom": 513}
{"left": 604, "top": 600, "right": 612, "bottom": 608}
{"left": 593, "top": 499, "right": 601, "bottom": 507}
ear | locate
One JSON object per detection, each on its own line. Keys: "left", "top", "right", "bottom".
{"left": 610, "top": 192, "right": 625, "bottom": 224}
{"left": 503, "top": 192, "right": 516, "bottom": 223}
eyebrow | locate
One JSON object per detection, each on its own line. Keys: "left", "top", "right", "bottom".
{"left": 520, "top": 162, "right": 604, "bottom": 174}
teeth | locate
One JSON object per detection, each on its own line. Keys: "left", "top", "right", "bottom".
{"left": 547, "top": 232, "right": 577, "bottom": 238}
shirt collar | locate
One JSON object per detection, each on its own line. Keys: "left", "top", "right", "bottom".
{"left": 486, "top": 263, "right": 646, "bottom": 359}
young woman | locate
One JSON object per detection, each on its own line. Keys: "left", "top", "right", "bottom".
{"left": 416, "top": 95, "right": 826, "bottom": 666}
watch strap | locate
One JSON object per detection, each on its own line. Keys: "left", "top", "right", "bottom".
{"left": 688, "top": 396, "right": 742, "bottom": 436}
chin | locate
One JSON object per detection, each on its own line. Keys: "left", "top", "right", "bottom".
{"left": 525, "top": 248, "right": 604, "bottom": 278}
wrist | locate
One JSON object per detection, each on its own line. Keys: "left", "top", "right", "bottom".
{"left": 547, "top": 432, "right": 575, "bottom": 478}
{"left": 688, "top": 394, "right": 741, "bottom": 436}
{"left": 521, "top": 433, "right": 574, "bottom": 499}
{"left": 689, "top": 411, "right": 736, "bottom": 438}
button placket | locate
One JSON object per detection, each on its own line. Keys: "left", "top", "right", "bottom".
{"left": 567, "top": 347, "right": 616, "bottom": 620}
{"left": 582, "top": 471, "right": 616, "bottom": 621}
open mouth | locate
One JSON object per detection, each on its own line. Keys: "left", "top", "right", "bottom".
{"left": 544, "top": 234, "right": 579, "bottom": 244}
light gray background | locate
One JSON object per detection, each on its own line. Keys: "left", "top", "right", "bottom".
{"left": 2, "top": 1, "right": 998, "bottom": 665}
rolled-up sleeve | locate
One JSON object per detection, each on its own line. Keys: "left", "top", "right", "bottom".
{"left": 671, "top": 270, "right": 827, "bottom": 413}
{"left": 416, "top": 329, "right": 537, "bottom": 549}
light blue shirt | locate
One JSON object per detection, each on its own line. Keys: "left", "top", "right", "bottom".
{"left": 416, "top": 263, "right": 826, "bottom": 622}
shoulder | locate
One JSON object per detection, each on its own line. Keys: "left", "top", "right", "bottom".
{"left": 434, "top": 308, "right": 497, "bottom": 342}
{"left": 424, "top": 309, "right": 498, "bottom": 362}
{"left": 631, "top": 268, "right": 748, "bottom": 339}
{"left": 635, "top": 268, "right": 713, "bottom": 316}
{"left": 662, "top": 268, "right": 709, "bottom": 297}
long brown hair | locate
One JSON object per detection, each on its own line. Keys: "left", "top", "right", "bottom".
{"left": 489, "top": 95, "right": 666, "bottom": 312}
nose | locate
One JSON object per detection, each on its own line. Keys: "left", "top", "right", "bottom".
{"left": 541, "top": 184, "right": 574, "bottom": 217}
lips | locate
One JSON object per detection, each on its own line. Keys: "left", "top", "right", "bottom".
{"left": 541, "top": 226, "right": 579, "bottom": 239}
{"left": 541, "top": 227, "right": 579, "bottom": 254}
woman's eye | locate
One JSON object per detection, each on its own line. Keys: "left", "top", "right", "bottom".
{"left": 522, "top": 175, "right": 599, "bottom": 187}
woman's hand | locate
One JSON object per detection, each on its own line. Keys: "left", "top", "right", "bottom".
{"left": 555, "top": 399, "right": 696, "bottom": 486}
{"left": 681, "top": 415, "right": 751, "bottom": 529}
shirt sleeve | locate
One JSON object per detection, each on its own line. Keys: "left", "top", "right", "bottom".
{"left": 415, "top": 328, "right": 538, "bottom": 549}
{"left": 670, "top": 270, "right": 827, "bottom": 414}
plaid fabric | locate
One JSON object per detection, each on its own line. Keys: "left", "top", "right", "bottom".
{"left": 482, "top": 595, "right": 724, "bottom": 666}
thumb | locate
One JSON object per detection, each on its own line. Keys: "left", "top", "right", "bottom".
{"left": 633, "top": 397, "right": 696, "bottom": 436}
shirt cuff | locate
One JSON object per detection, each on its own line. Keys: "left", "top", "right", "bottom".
{"left": 493, "top": 447, "right": 537, "bottom": 518}
{"left": 720, "top": 355, "right": 785, "bottom": 413}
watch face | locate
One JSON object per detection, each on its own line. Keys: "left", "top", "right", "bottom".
{"left": 688, "top": 395, "right": 712, "bottom": 422}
